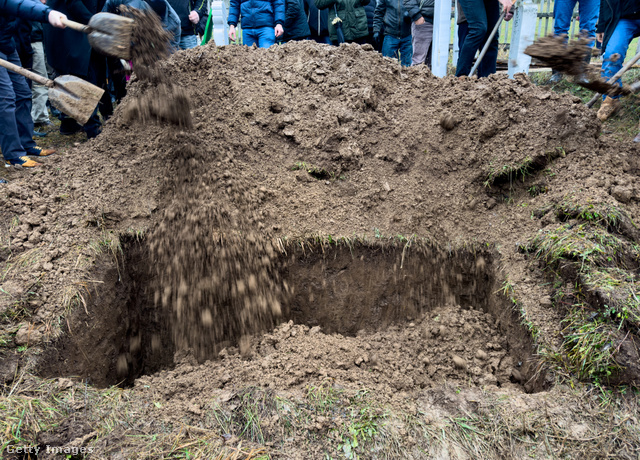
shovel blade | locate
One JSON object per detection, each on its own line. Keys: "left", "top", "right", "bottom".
{"left": 87, "top": 12, "right": 134, "bottom": 60}
{"left": 48, "top": 75, "right": 105, "bottom": 126}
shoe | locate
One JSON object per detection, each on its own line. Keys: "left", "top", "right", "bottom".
{"left": 32, "top": 130, "right": 48, "bottom": 138}
{"left": 5, "top": 156, "right": 43, "bottom": 168}
{"left": 597, "top": 97, "right": 621, "bottom": 121}
{"left": 549, "top": 71, "right": 562, "bottom": 83}
{"left": 59, "top": 125, "right": 82, "bottom": 136}
{"left": 25, "top": 146, "right": 56, "bottom": 157}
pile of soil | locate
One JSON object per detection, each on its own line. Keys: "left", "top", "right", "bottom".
{"left": 2, "top": 40, "right": 640, "bottom": 458}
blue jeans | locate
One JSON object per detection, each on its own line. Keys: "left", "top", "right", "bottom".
{"left": 382, "top": 35, "right": 413, "bottom": 67}
{"left": 179, "top": 34, "right": 199, "bottom": 50}
{"left": 601, "top": 19, "right": 640, "bottom": 100}
{"left": 242, "top": 27, "right": 276, "bottom": 48}
{"left": 456, "top": 0, "right": 500, "bottom": 77}
{"left": 553, "top": 0, "right": 599, "bottom": 43}
{"left": 0, "top": 49, "right": 36, "bottom": 162}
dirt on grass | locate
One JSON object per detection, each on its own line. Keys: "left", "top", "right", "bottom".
{"left": 2, "top": 40, "right": 640, "bottom": 458}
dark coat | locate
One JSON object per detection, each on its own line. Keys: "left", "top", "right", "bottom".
{"left": 304, "top": 0, "right": 328, "bottom": 37}
{"left": 363, "top": 0, "right": 373, "bottom": 32}
{"left": 314, "top": 0, "right": 369, "bottom": 43}
{"left": 403, "top": 0, "right": 433, "bottom": 23}
{"left": 0, "top": 0, "right": 51, "bottom": 54}
{"left": 284, "top": 0, "right": 310, "bottom": 40}
{"left": 166, "top": 0, "right": 206, "bottom": 36}
{"left": 31, "top": 20, "right": 43, "bottom": 41}
{"left": 228, "top": 0, "right": 285, "bottom": 29}
{"left": 43, "top": 0, "right": 98, "bottom": 76}
{"left": 597, "top": 0, "right": 640, "bottom": 53}
{"left": 102, "top": 0, "right": 181, "bottom": 49}
{"left": 373, "top": 0, "right": 411, "bottom": 38}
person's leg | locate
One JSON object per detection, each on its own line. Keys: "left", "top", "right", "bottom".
{"left": 399, "top": 35, "right": 413, "bottom": 67}
{"left": 456, "top": 0, "right": 488, "bottom": 76}
{"left": 477, "top": 0, "right": 500, "bottom": 78}
{"left": 242, "top": 28, "right": 258, "bottom": 46}
{"left": 553, "top": 0, "right": 578, "bottom": 36}
{"left": 179, "top": 34, "right": 199, "bottom": 49}
{"left": 257, "top": 26, "right": 276, "bottom": 48}
{"left": 577, "top": 0, "right": 599, "bottom": 43}
{"left": 83, "top": 57, "right": 102, "bottom": 139}
{"left": 597, "top": 20, "right": 638, "bottom": 120}
{"left": 411, "top": 22, "right": 433, "bottom": 65}
{"left": 7, "top": 50, "right": 37, "bottom": 152}
{"left": 30, "top": 41, "right": 50, "bottom": 125}
{"left": 601, "top": 20, "right": 636, "bottom": 95}
{"left": 381, "top": 35, "right": 401, "bottom": 60}
{"left": 458, "top": 21, "right": 468, "bottom": 50}
{"left": 0, "top": 56, "right": 25, "bottom": 162}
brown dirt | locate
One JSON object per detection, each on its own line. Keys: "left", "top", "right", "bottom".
{"left": 525, "top": 35, "right": 592, "bottom": 76}
{"left": 2, "top": 40, "right": 640, "bottom": 457}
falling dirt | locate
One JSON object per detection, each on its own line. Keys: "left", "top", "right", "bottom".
{"left": 525, "top": 35, "right": 629, "bottom": 97}
{"left": 525, "top": 35, "right": 592, "bottom": 76}
{"left": 119, "top": 6, "right": 193, "bottom": 127}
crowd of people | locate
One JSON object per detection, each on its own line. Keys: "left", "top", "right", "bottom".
{"left": 0, "top": 0, "right": 639, "bottom": 169}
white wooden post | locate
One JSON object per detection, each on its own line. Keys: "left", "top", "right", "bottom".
{"left": 431, "top": 0, "right": 452, "bottom": 77}
{"left": 508, "top": 0, "right": 537, "bottom": 77}
{"left": 211, "top": 0, "right": 229, "bottom": 46}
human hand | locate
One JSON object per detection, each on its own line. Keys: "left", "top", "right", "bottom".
{"left": 373, "top": 31, "right": 380, "bottom": 44}
{"left": 275, "top": 24, "right": 283, "bottom": 37}
{"left": 48, "top": 10, "right": 67, "bottom": 28}
{"left": 505, "top": 6, "right": 514, "bottom": 21}
{"left": 189, "top": 10, "right": 199, "bottom": 23}
{"left": 229, "top": 24, "right": 236, "bottom": 41}
{"left": 596, "top": 32, "right": 603, "bottom": 43}
{"left": 498, "top": 0, "right": 513, "bottom": 14}
{"left": 414, "top": 16, "right": 425, "bottom": 25}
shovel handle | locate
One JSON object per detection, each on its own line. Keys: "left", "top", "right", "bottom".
{"left": 60, "top": 18, "right": 91, "bottom": 33}
{"left": 0, "top": 57, "right": 53, "bottom": 87}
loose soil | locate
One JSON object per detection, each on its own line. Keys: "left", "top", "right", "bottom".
{"left": 2, "top": 40, "right": 640, "bottom": 458}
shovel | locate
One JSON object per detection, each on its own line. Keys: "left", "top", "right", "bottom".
{"left": 61, "top": 13, "right": 134, "bottom": 60}
{"left": 0, "top": 58, "right": 104, "bottom": 125}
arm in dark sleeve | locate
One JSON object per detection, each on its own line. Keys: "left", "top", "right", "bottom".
{"left": 191, "top": 0, "right": 206, "bottom": 18}
{"left": 274, "top": 0, "right": 285, "bottom": 25}
{"left": 228, "top": 0, "right": 239, "bottom": 25}
{"left": 372, "top": 0, "right": 383, "bottom": 33}
{"left": 359, "top": 0, "right": 369, "bottom": 6}
{"left": 403, "top": 0, "right": 421, "bottom": 22}
{"left": 1, "top": 0, "right": 52, "bottom": 23}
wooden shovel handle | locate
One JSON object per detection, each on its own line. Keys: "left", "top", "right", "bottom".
{"left": 0, "top": 57, "right": 53, "bottom": 87}
{"left": 586, "top": 51, "right": 640, "bottom": 108}
{"left": 60, "top": 17, "right": 90, "bottom": 33}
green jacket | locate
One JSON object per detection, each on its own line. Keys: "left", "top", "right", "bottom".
{"left": 314, "top": 0, "right": 369, "bottom": 43}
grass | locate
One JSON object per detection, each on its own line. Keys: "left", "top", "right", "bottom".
{"left": 1, "top": 371, "right": 640, "bottom": 459}
{"left": 526, "top": 209, "right": 640, "bottom": 383}
{"left": 562, "top": 307, "right": 622, "bottom": 381}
